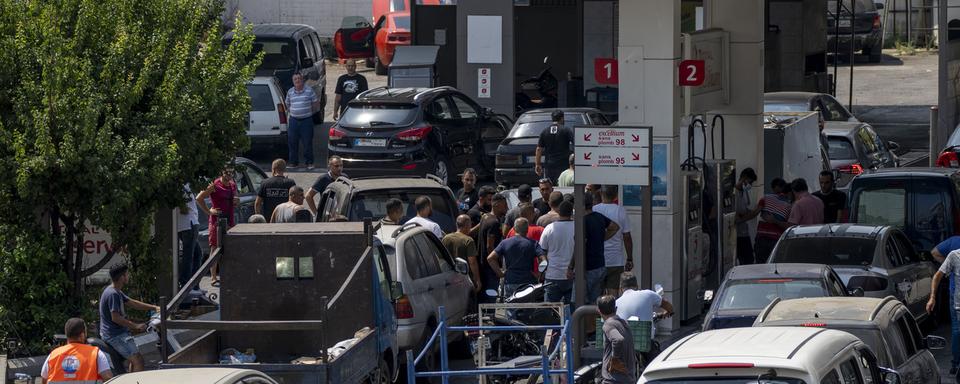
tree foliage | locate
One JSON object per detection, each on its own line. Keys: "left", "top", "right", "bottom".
{"left": 0, "top": 0, "right": 260, "bottom": 354}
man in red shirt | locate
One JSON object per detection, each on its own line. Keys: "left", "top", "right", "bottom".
{"left": 787, "top": 178, "right": 824, "bottom": 226}
{"left": 748, "top": 178, "right": 792, "bottom": 263}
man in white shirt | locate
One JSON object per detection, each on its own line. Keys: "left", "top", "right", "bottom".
{"left": 406, "top": 195, "right": 444, "bottom": 239}
{"left": 177, "top": 183, "right": 202, "bottom": 289}
{"left": 271, "top": 186, "right": 307, "bottom": 223}
{"left": 539, "top": 200, "right": 575, "bottom": 304}
{"left": 592, "top": 185, "right": 633, "bottom": 295}
{"left": 615, "top": 273, "right": 673, "bottom": 338}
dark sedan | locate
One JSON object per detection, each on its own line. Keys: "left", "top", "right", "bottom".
{"left": 702, "top": 263, "right": 852, "bottom": 331}
{"left": 494, "top": 108, "right": 609, "bottom": 187}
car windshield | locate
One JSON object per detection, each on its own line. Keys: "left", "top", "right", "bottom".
{"left": 947, "top": 125, "right": 960, "bottom": 148}
{"left": 718, "top": 279, "right": 827, "bottom": 310}
{"left": 828, "top": 137, "right": 857, "bottom": 160}
{"left": 247, "top": 84, "right": 276, "bottom": 111}
{"left": 393, "top": 15, "right": 411, "bottom": 30}
{"left": 771, "top": 237, "right": 877, "bottom": 265}
{"left": 251, "top": 38, "right": 297, "bottom": 70}
{"left": 339, "top": 104, "right": 419, "bottom": 127}
{"left": 649, "top": 378, "right": 806, "bottom": 384}
{"left": 509, "top": 113, "right": 587, "bottom": 138}
{"left": 764, "top": 102, "right": 809, "bottom": 113}
{"left": 854, "top": 186, "right": 907, "bottom": 228}
{"left": 349, "top": 189, "right": 455, "bottom": 232}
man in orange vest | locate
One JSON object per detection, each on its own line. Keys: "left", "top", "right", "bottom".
{"left": 41, "top": 318, "right": 113, "bottom": 383}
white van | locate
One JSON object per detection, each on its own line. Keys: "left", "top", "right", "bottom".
{"left": 638, "top": 327, "right": 902, "bottom": 384}
{"left": 246, "top": 76, "right": 287, "bottom": 143}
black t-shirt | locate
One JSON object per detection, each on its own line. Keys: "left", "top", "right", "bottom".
{"left": 468, "top": 203, "right": 490, "bottom": 227}
{"left": 311, "top": 172, "right": 347, "bottom": 194}
{"left": 813, "top": 190, "right": 847, "bottom": 224}
{"left": 477, "top": 214, "right": 504, "bottom": 289}
{"left": 258, "top": 176, "right": 297, "bottom": 218}
{"left": 537, "top": 123, "right": 574, "bottom": 167}
{"left": 532, "top": 198, "right": 550, "bottom": 219}
{"left": 583, "top": 211, "right": 610, "bottom": 271}
{"left": 457, "top": 187, "right": 479, "bottom": 213}
{"left": 335, "top": 74, "right": 369, "bottom": 112}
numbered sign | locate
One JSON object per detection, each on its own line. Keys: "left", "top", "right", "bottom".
{"left": 678, "top": 60, "right": 705, "bottom": 86}
{"left": 594, "top": 58, "right": 618, "bottom": 85}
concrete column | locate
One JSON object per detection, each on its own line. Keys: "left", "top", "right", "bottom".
{"left": 619, "top": 0, "right": 684, "bottom": 334}
{"left": 704, "top": 0, "right": 766, "bottom": 182}
{"left": 456, "top": 0, "right": 513, "bottom": 115}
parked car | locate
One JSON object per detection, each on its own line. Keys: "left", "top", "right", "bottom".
{"left": 494, "top": 108, "right": 609, "bottom": 187}
{"left": 314, "top": 175, "right": 459, "bottom": 234}
{"left": 500, "top": 186, "right": 574, "bottom": 209}
{"left": 765, "top": 92, "right": 859, "bottom": 123}
{"left": 827, "top": 0, "right": 885, "bottom": 63}
{"left": 374, "top": 222, "right": 472, "bottom": 357}
{"left": 935, "top": 122, "right": 960, "bottom": 167}
{"left": 327, "top": 87, "right": 512, "bottom": 185}
{"left": 848, "top": 168, "right": 960, "bottom": 252}
{"left": 638, "top": 327, "right": 900, "bottom": 384}
{"left": 824, "top": 124, "right": 899, "bottom": 188}
{"left": 371, "top": 12, "right": 410, "bottom": 75}
{"left": 767, "top": 224, "right": 936, "bottom": 322}
{"left": 701, "top": 263, "right": 851, "bottom": 331}
{"left": 245, "top": 76, "right": 287, "bottom": 145}
{"left": 755, "top": 296, "right": 945, "bottom": 384}
{"left": 105, "top": 368, "right": 279, "bottom": 384}
{"left": 197, "top": 157, "right": 268, "bottom": 256}
{"left": 225, "top": 24, "right": 327, "bottom": 120}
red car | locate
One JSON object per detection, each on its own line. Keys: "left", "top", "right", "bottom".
{"left": 335, "top": 13, "right": 408, "bottom": 75}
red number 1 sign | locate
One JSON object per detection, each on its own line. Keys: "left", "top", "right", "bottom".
{"left": 594, "top": 58, "right": 618, "bottom": 85}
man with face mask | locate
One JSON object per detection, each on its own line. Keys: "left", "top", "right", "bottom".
{"left": 733, "top": 168, "right": 758, "bottom": 266}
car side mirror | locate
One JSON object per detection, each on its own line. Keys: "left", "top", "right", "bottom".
{"left": 483, "top": 107, "right": 495, "bottom": 118}
{"left": 390, "top": 281, "right": 404, "bottom": 301}
{"left": 879, "top": 367, "right": 901, "bottom": 384}
{"left": 925, "top": 335, "right": 947, "bottom": 350}
{"left": 887, "top": 141, "right": 900, "bottom": 152}
{"left": 454, "top": 257, "right": 469, "bottom": 275}
{"left": 849, "top": 287, "right": 865, "bottom": 297}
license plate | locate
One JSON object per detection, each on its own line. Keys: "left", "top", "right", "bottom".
{"left": 839, "top": 19, "right": 851, "bottom": 28}
{"left": 354, "top": 138, "right": 386, "bottom": 147}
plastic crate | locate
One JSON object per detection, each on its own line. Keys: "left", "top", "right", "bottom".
{"left": 595, "top": 318, "right": 652, "bottom": 353}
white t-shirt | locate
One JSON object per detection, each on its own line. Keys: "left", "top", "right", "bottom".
{"left": 592, "top": 203, "right": 631, "bottom": 267}
{"left": 406, "top": 216, "right": 443, "bottom": 239}
{"left": 539, "top": 220, "right": 575, "bottom": 280}
{"left": 616, "top": 289, "right": 662, "bottom": 337}
{"left": 41, "top": 348, "right": 112, "bottom": 379}
{"left": 176, "top": 183, "right": 200, "bottom": 232}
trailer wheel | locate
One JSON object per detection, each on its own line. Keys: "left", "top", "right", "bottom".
{"left": 367, "top": 356, "right": 391, "bottom": 384}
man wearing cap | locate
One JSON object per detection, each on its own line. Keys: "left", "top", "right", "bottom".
{"left": 41, "top": 318, "right": 114, "bottom": 383}
{"left": 534, "top": 110, "right": 574, "bottom": 185}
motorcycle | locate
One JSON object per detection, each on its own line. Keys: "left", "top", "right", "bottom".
{"left": 87, "top": 311, "right": 162, "bottom": 374}
{"left": 515, "top": 56, "right": 559, "bottom": 116}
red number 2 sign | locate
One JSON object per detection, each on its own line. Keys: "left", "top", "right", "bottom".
{"left": 678, "top": 60, "right": 705, "bottom": 86}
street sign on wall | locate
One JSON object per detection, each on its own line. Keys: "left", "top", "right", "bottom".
{"left": 478, "top": 67, "right": 491, "bottom": 98}
{"left": 594, "top": 58, "right": 618, "bottom": 85}
{"left": 574, "top": 126, "right": 652, "bottom": 186}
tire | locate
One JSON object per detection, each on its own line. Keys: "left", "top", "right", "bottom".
{"left": 367, "top": 356, "right": 391, "bottom": 384}
{"left": 375, "top": 56, "right": 387, "bottom": 76}
{"left": 432, "top": 155, "right": 451, "bottom": 186}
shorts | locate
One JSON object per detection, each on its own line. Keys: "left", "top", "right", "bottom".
{"left": 105, "top": 332, "right": 139, "bottom": 359}
{"left": 604, "top": 266, "right": 625, "bottom": 290}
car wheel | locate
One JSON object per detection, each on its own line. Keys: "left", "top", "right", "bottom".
{"left": 365, "top": 57, "right": 375, "bottom": 68}
{"left": 367, "top": 356, "right": 391, "bottom": 384}
{"left": 375, "top": 56, "right": 387, "bottom": 76}
{"left": 864, "top": 44, "right": 882, "bottom": 63}
{"left": 432, "top": 155, "right": 451, "bottom": 186}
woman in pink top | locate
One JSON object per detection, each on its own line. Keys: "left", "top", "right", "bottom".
{"left": 196, "top": 164, "right": 239, "bottom": 285}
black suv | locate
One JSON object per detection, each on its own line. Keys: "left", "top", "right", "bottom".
{"left": 315, "top": 175, "right": 459, "bottom": 234}
{"left": 827, "top": 0, "right": 884, "bottom": 62}
{"left": 328, "top": 87, "right": 512, "bottom": 186}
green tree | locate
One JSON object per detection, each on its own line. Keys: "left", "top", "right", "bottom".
{"left": 0, "top": 0, "right": 259, "bottom": 354}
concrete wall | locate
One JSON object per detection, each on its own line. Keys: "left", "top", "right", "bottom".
{"left": 583, "top": 1, "right": 618, "bottom": 92}
{"left": 457, "top": 0, "right": 514, "bottom": 115}
{"left": 514, "top": 4, "right": 582, "bottom": 92}
{"left": 224, "top": 0, "right": 372, "bottom": 37}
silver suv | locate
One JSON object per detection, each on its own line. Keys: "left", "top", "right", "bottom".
{"left": 374, "top": 222, "right": 473, "bottom": 356}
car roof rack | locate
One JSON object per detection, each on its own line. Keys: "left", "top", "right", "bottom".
{"left": 755, "top": 297, "right": 782, "bottom": 323}
{"left": 413, "top": 86, "right": 458, "bottom": 103}
{"left": 424, "top": 174, "right": 444, "bottom": 185}
{"left": 356, "top": 86, "right": 387, "bottom": 100}
{"left": 868, "top": 296, "right": 899, "bottom": 321}
{"left": 391, "top": 222, "right": 422, "bottom": 239}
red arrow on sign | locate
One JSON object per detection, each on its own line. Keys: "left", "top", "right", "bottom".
{"left": 632, "top": 134, "right": 640, "bottom": 142}
{"left": 632, "top": 153, "right": 640, "bottom": 161}
{"left": 583, "top": 133, "right": 592, "bottom": 142}
{"left": 584, "top": 152, "right": 592, "bottom": 161}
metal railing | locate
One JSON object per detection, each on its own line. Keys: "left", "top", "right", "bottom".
{"left": 405, "top": 305, "right": 574, "bottom": 384}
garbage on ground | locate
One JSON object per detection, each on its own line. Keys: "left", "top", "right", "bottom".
{"left": 219, "top": 348, "right": 257, "bottom": 364}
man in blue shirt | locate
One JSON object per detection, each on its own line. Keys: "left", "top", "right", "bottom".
{"left": 99, "top": 264, "right": 159, "bottom": 372}
{"left": 488, "top": 217, "right": 544, "bottom": 298}
{"left": 933, "top": 236, "right": 960, "bottom": 375}
{"left": 285, "top": 72, "right": 322, "bottom": 169}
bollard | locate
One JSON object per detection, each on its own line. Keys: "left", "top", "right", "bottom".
{"left": 406, "top": 350, "right": 416, "bottom": 384}
{"left": 930, "top": 106, "right": 940, "bottom": 166}
{"left": 439, "top": 306, "right": 449, "bottom": 384}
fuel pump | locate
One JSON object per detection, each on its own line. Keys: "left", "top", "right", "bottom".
{"left": 703, "top": 159, "right": 736, "bottom": 289}
{"left": 679, "top": 169, "right": 706, "bottom": 321}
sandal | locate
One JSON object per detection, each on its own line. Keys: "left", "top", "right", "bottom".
{"left": 211, "top": 279, "right": 221, "bottom": 287}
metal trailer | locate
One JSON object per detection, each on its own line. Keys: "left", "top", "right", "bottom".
{"left": 159, "top": 220, "right": 399, "bottom": 384}
{"left": 405, "top": 304, "right": 574, "bottom": 384}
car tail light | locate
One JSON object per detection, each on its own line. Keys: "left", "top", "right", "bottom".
{"left": 801, "top": 322, "right": 827, "bottom": 327}
{"left": 387, "top": 33, "right": 410, "bottom": 43}
{"left": 277, "top": 103, "right": 287, "bottom": 125}
{"left": 873, "top": 15, "right": 881, "bottom": 29}
{"left": 394, "top": 295, "right": 414, "bottom": 319}
{"left": 839, "top": 163, "right": 864, "bottom": 175}
{"left": 937, "top": 151, "right": 960, "bottom": 167}
{"left": 329, "top": 126, "right": 347, "bottom": 141}
{"left": 401, "top": 163, "right": 417, "bottom": 171}
{"left": 395, "top": 125, "right": 432, "bottom": 142}
{"left": 688, "top": 363, "right": 755, "bottom": 369}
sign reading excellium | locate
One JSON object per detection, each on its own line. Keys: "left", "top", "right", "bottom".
{"left": 574, "top": 126, "right": 652, "bottom": 186}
